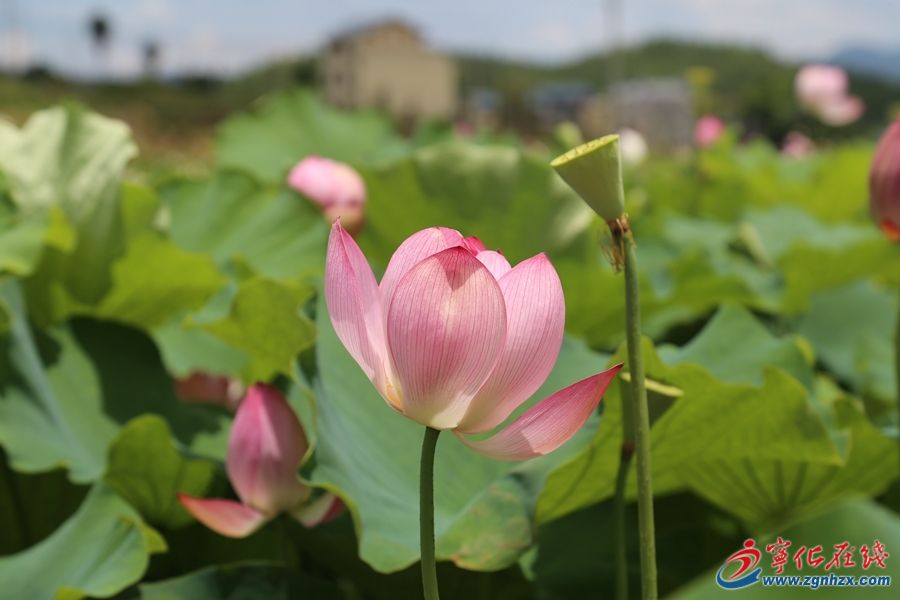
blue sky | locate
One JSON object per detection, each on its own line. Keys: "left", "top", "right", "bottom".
{"left": 2, "top": 0, "right": 899, "bottom": 78}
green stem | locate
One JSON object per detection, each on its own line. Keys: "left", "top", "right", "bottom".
{"left": 622, "top": 230, "right": 658, "bottom": 600}
{"left": 613, "top": 378, "right": 636, "bottom": 600}
{"left": 420, "top": 427, "right": 441, "bottom": 600}
{"left": 613, "top": 444, "right": 633, "bottom": 600}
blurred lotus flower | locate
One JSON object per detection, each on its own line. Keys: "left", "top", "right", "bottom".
{"left": 178, "top": 384, "right": 342, "bottom": 537}
{"left": 325, "top": 222, "right": 621, "bottom": 460}
{"left": 287, "top": 156, "right": 366, "bottom": 233}
{"left": 454, "top": 120, "right": 475, "bottom": 137}
{"left": 618, "top": 128, "right": 648, "bottom": 166}
{"left": 870, "top": 117, "right": 900, "bottom": 241}
{"left": 816, "top": 95, "right": 865, "bottom": 126}
{"left": 781, "top": 131, "right": 815, "bottom": 158}
{"left": 795, "top": 64, "right": 864, "bottom": 126}
{"left": 694, "top": 115, "right": 725, "bottom": 148}
{"left": 175, "top": 372, "right": 244, "bottom": 411}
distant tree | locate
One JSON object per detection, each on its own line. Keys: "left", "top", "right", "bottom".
{"left": 87, "top": 11, "right": 112, "bottom": 78}
{"left": 88, "top": 12, "right": 110, "bottom": 52}
{"left": 142, "top": 39, "right": 160, "bottom": 79}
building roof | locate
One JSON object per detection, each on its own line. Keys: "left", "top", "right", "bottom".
{"left": 330, "top": 18, "right": 421, "bottom": 44}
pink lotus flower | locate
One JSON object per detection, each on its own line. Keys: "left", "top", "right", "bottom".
{"left": 175, "top": 372, "right": 244, "bottom": 411}
{"left": 694, "top": 115, "right": 725, "bottom": 148}
{"left": 795, "top": 65, "right": 864, "bottom": 126}
{"left": 781, "top": 131, "right": 815, "bottom": 158}
{"left": 287, "top": 156, "right": 366, "bottom": 233}
{"left": 870, "top": 117, "right": 900, "bottom": 242}
{"left": 325, "top": 222, "right": 621, "bottom": 460}
{"left": 816, "top": 95, "right": 865, "bottom": 127}
{"left": 178, "top": 384, "right": 342, "bottom": 537}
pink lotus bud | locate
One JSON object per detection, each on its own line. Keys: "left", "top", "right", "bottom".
{"left": 325, "top": 222, "right": 621, "bottom": 460}
{"left": 175, "top": 372, "right": 244, "bottom": 411}
{"left": 795, "top": 64, "right": 864, "bottom": 126}
{"left": 781, "top": 131, "right": 815, "bottom": 158}
{"left": 870, "top": 118, "right": 900, "bottom": 241}
{"left": 694, "top": 115, "right": 725, "bottom": 148}
{"left": 287, "top": 156, "right": 366, "bottom": 233}
{"left": 178, "top": 384, "right": 341, "bottom": 537}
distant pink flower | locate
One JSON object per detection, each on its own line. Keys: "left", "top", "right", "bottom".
{"left": 454, "top": 120, "right": 475, "bottom": 137}
{"left": 325, "top": 222, "right": 621, "bottom": 460}
{"left": 175, "top": 372, "right": 244, "bottom": 411}
{"left": 694, "top": 115, "right": 725, "bottom": 148}
{"left": 781, "top": 131, "right": 815, "bottom": 158}
{"left": 795, "top": 64, "right": 864, "bottom": 126}
{"left": 816, "top": 95, "right": 865, "bottom": 127}
{"left": 870, "top": 117, "right": 900, "bottom": 242}
{"left": 178, "top": 384, "right": 342, "bottom": 537}
{"left": 287, "top": 156, "right": 366, "bottom": 233}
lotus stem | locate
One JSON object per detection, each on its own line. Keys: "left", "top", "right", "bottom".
{"left": 613, "top": 379, "right": 636, "bottom": 600}
{"left": 420, "top": 426, "right": 441, "bottom": 600}
{"left": 619, "top": 221, "right": 658, "bottom": 600}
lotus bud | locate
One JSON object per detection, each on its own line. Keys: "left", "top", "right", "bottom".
{"left": 870, "top": 118, "right": 900, "bottom": 241}
{"left": 694, "top": 115, "right": 725, "bottom": 148}
{"left": 781, "top": 131, "right": 815, "bottom": 158}
{"left": 175, "top": 372, "right": 244, "bottom": 411}
{"left": 618, "top": 128, "right": 648, "bottom": 166}
{"left": 287, "top": 156, "right": 366, "bottom": 233}
{"left": 178, "top": 384, "right": 342, "bottom": 537}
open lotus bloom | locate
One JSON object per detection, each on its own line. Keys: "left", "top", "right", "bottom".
{"left": 325, "top": 222, "right": 621, "bottom": 460}
{"left": 794, "top": 64, "right": 864, "bottom": 126}
{"left": 287, "top": 156, "right": 366, "bottom": 233}
{"left": 870, "top": 117, "right": 900, "bottom": 241}
{"left": 178, "top": 384, "right": 342, "bottom": 537}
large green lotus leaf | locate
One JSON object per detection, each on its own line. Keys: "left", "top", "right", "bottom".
{"left": 670, "top": 498, "right": 900, "bottom": 599}
{"left": 152, "top": 320, "right": 248, "bottom": 379}
{"left": 161, "top": 170, "right": 328, "bottom": 280}
{"left": 215, "top": 89, "right": 409, "bottom": 182}
{"left": 104, "top": 415, "right": 218, "bottom": 529}
{"left": 525, "top": 492, "right": 744, "bottom": 599}
{"left": 133, "top": 563, "right": 344, "bottom": 600}
{"left": 537, "top": 333, "right": 841, "bottom": 525}
{"left": 779, "top": 238, "right": 900, "bottom": 312}
{"left": 796, "top": 281, "right": 895, "bottom": 406}
{"left": 658, "top": 303, "right": 813, "bottom": 389}
{"left": 0, "top": 199, "right": 76, "bottom": 279}
{"left": 0, "top": 281, "right": 229, "bottom": 482}
{"left": 0, "top": 106, "right": 137, "bottom": 312}
{"left": 356, "top": 141, "right": 595, "bottom": 269}
{"left": 744, "top": 206, "right": 871, "bottom": 263}
{"left": 94, "top": 233, "right": 226, "bottom": 329}
{"left": 199, "top": 277, "right": 316, "bottom": 382}
{"left": 0, "top": 484, "right": 166, "bottom": 599}
{"left": 307, "top": 295, "right": 612, "bottom": 573}
{"left": 677, "top": 390, "right": 898, "bottom": 530}
{"left": 783, "top": 143, "right": 873, "bottom": 223}
{"left": 0, "top": 455, "right": 88, "bottom": 555}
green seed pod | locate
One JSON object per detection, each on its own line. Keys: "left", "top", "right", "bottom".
{"left": 551, "top": 134, "right": 625, "bottom": 223}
